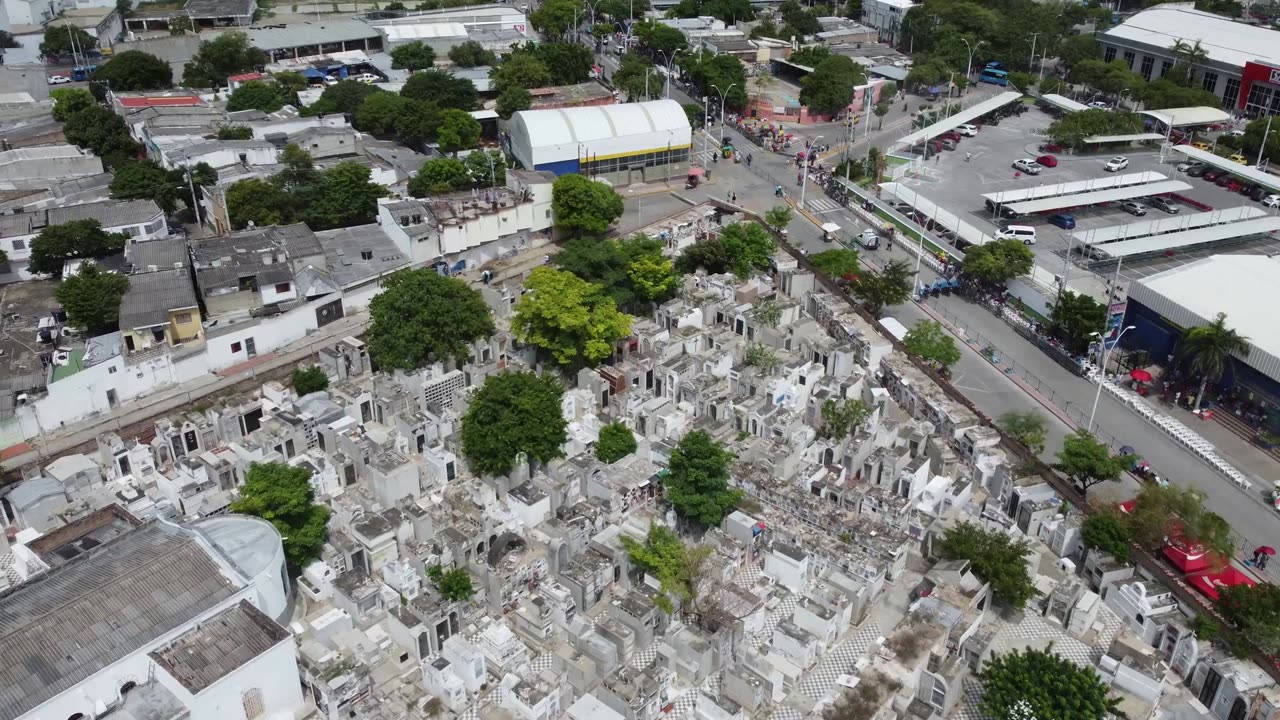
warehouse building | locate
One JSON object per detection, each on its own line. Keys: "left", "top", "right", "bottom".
{"left": 507, "top": 99, "right": 692, "bottom": 183}
{"left": 1100, "top": 6, "right": 1280, "bottom": 112}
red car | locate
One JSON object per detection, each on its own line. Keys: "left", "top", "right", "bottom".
{"left": 1039, "top": 143, "right": 1062, "bottom": 153}
{"left": 1223, "top": 178, "right": 1244, "bottom": 192}
{"left": 1036, "top": 155, "right": 1058, "bottom": 167}
{"left": 939, "top": 130, "right": 962, "bottom": 142}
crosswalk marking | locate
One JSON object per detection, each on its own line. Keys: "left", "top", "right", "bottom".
{"left": 806, "top": 196, "right": 844, "bottom": 213}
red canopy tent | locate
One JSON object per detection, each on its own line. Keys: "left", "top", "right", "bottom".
{"left": 1189, "top": 565, "right": 1257, "bottom": 600}
{"left": 1118, "top": 499, "right": 1137, "bottom": 514}
{"left": 1163, "top": 536, "right": 1218, "bottom": 574}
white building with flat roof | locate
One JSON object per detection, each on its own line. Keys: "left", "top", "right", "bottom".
{"left": 862, "top": 0, "right": 915, "bottom": 46}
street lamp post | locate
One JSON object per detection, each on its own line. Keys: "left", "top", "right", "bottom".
{"left": 1087, "top": 325, "right": 1137, "bottom": 433}
{"left": 656, "top": 50, "right": 677, "bottom": 98}
{"left": 710, "top": 83, "right": 737, "bottom": 145}
{"left": 1257, "top": 113, "right": 1275, "bottom": 166}
{"left": 799, "top": 134, "right": 823, "bottom": 210}
{"left": 961, "top": 38, "right": 986, "bottom": 90}
{"left": 1027, "top": 32, "right": 1042, "bottom": 79}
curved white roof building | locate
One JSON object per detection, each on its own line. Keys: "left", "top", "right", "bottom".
{"left": 508, "top": 99, "right": 693, "bottom": 175}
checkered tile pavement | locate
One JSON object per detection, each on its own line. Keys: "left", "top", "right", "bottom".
{"left": 796, "top": 621, "right": 883, "bottom": 702}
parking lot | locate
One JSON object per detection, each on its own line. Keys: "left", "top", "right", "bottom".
{"left": 888, "top": 107, "right": 1280, "bottom": 284}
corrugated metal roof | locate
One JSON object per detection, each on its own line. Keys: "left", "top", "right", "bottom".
{"left": 1098, "top": 215, "right": 1280, "bottom": 258}
{"left": 1003, "top": 180, "right": 1190, "bottom": 215}
{"left": 1083, "top": 133, "right": 1165, "bottom": 143}
{"left": 880, "top": 181, "right": 996, "bottom": 247}
{"left": 149, "top": 600, "right": 289, "bottom": 694}
{"left": 1172, "top": 146, "right": 1280, "bottom": 194}
{"left": 1102, "top": 6, "right": 1280, "bottom": 72}
{"left": 1040, "top": 94, "right": 1089, "bottom": 112}
{"left": 894, "top": 92, "right": 1021, "bottom": 149}
{"left": 1071, "top": 206, "right": 1267, "bottom": 245}
{"left": 983, "top": 171, "right": 1166, "bottom": 205}
{"left": 1140, "top": 106, "right": 1231, "bottom": 128}
{"left": 235, "top": 20, "right": 381, "bottom": 51}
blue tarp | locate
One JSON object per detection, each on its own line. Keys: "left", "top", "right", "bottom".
{"left": 301, "top": 68, "right": 326, "bottom": 79}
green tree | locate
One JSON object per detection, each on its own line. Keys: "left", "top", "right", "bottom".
{"left": 960, "top": 238, "right": 1034, "bottom": 285}
{"left": 29, "top": 220, "right": 127, "bottom": 277}
{"left": 464, "top": 149, "right": 506, "bottom": 188}
{"left": 1049, "top": 290, "right": 1107, "bottom": 354}
{"left": 513, "top": 266, "right": 632, "bottom": 366}
{"left": 752, "top": 298, "right": 783, "bottom": 328}
{"left": 168, "top": 15, "right": 198, "bottom": 34}
{"left": 940, "top": 522, "right": 1037, "bottom": 608}
{"left": 292, "top": 366, "right": 330, "bottom": 395}
{"left": 403, "top": 68, "right": 477, "bottom": 110}
{"left": 0, "top": 30, "right": 19, "bottom": 49}
{"left": 40, "top": 25, "right": 97, "bottom": 57}
{"left": 553, "top": 235, "right": 665, "bottom": 308}
{"left": 997, "top": 411, "right": 1048, "bottom": 455}
{"left": 663, "top": 430, "right": 741, "bottom": 528}
{"left": 1047, "top": 106, "right": 1143, "bottom": 149}
{"left": 308, "top": 80, "right": 383, "bottom": 116}
{"left": 628, "top": 254, "right": 677, "bottom": 303}
{"left": 226, "top": 178, "right": 292, "bottom": 229}
{"left": 682, "top": 52, "right": 748, "bottom": 108}
{"left": 449, "top": 40, "right": 497, "bottom": 67}
{"left": 1008, "top": 70, "right": 1036, "bottom": 93}
{"left": 903, "top": 320, "right": 961, "bottom": 370}
{"left": 1081, "top": 510, "right": 1132, "bottom": 561}
{"left": 435, "top": 108, "right": 482, "bottom": 151}
{"left": 496, "top": 86, "right": 532, "bottom": 118}
{"left": 530, "top": 0, "right": 581, "bottom": 39}
{"left": 612, "top": 53, "right": 660, "bottom": 101}
{"left": 391, "top": 40, "right": 436, "bottom": 71}
{"left": 216, "top": 124, "right": 254, "bottom": 140}
{"left": 62, "top": 105, "right": 139, "bottom": 168}
{"left": 675, "top": 238, "right": 733, "bottom": 275}
{"left": 788, "top": 45, "right": 832, "bottom": 67}
{"left": 718, "top": 221, "right": 776, "bottom": 277}
{"left": 620, "top": 524, "right": 713, "bottom": 614}
{"left": 50, "top": 88, "right": 95, "bottom": 121}
{"left": 808, "top": 248, "right": 861, "bottom": 279}
{"left": 535, "top": 42, "right": 594, "bottom": 86}
{"left": 551, "top": 173, "right": 625, "bottom": 235}
{"left": 490, "top": 52, "right": 553, "bottom": 93}
{"left": 91, "top": 50, "right": 172, "bottom": 90}
{"left": 1141, "top": 78, "right": 1220, "bottom": 110}
{"left": 1219, "top": 583, "right": 1280, "bottom": 655}
{"left": 55, "top": 263, "right": 129, "bottom": 334}
{"left": 231, "top": 462, "right": 331, "bottom": 567}
{"left": 109, "top": 159, "right": 185, "bottom": 215}
{"left": 183, "top": 31, "right": 267, "bottom": 88}
{"left": 853, "top": 259, "right": 912, "bottom": 317}
{"left": 634, "top": 19, "right": 688, "bottom": 55}
{"left": 800, "top": 55, "right": 866, "bottom": 114}
{"left": 304, "top": 161, "right": 386, "bottom": 230}
{"left": 873, "top": 102, "right": 889, "bottom": 129}
{"left": 226, "top": 80, "right": 292, "bottom": 112}
{"left": 1057, "top": 34, "right": 1099, "bottom": 69}
{"left": 764, "top": 205, "right": 792, "bottom": 234}
{"left": 597, "top": 421, "right": 638, "bottom": 463}
{"left": 1055, "top": 429, "right": 1129, "bottom": 497}
{"left": 410, "top": 157, "right": 472, "bottom": 194}
{"left": 1178, "top": 312, "right": 1249, "bottom": 412}
{"left": 461, "top": 371, "right": 568, "bottom": 476}
{"left": 820, "top": 398, "right": 872, "bottom": 440}
{"left": 1125, "top": 484, "right": 1233, "bottom": 559}
{"left": 744, "top": 343, "right": 780, "bottom": 371}
{"left": 979, "top": 648, "right": 1120, "bottom": 720}
{"left": 274, "top": 72, "right": 308, "bottom": 94}
{"left": 427, "top": 565, "right": 476, "bottom": 601}
{"left": 366, "top": 268, "right": 495, "bottom": 371}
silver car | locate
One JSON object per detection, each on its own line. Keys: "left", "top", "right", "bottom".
{"left": 1122, "top": 201, "right": 1147, "bottom": 216}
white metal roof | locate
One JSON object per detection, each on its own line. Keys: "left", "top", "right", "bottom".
{"left": 1102, "top": 6, "right": 1280, "bottom": 71}
{"left": 1098, "top": 216, "right": 1280, "bottom": 258}
{"left": 508, "top": 99, "right": 692, "bottom": 168}
{"left": 880, "top": 181, "right": 997, "bottom": 247}
{"left": 1083, "top": 133, "right": 1165, "bottom": 143}
{"left": 1129, "top": 253, "right": 1280, "bottom": 384}
{"left": 983, "top": 171, "right": 1167, "bottom": 205}
{"left": 381, "top": 22, "right": 468, "bottom": 40}
{"left": 1072, "top": 206, "right": 1268, "bottom": 246}
{"left": 1004, "top": 180, "right": 1191, "bottom": 215}
{"left": 1040, "top": 94, "right": 1089, "bottom": 113}
{"left": 1140, "top": 107, "right": 1231, "bottom": 129}
{"left": 894, "top": 92, "right": 1021, "bottom": 149}
{"left": 1172, "top": 146, "right": 1280, "bottom": 194}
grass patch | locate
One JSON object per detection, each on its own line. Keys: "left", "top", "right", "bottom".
{"left": 884, "top": 155, "right": 909, "bottom": 167}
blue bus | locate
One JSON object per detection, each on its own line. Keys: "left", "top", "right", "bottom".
{"left": 979, "top": 66, "right": 1009, "bottom": 86}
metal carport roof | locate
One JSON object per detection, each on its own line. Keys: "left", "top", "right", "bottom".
{"left": 1071, "top": 207, "right": 1268, "bottom": 246}
{"left": 1003, "top": 180, "right": 1191, "bottom": 215}
{"left": 880, "top": 182, "right": 998, "bottom": 247}
{"left": 983, "top": 171, "right": 1167, "bottom": 205}
{"left": 1097, "top": 216, "right": 1280, "bottom": 259}
{"left": 1171, "top": 146, "right": 1280, "bottom": 194}
{"left": 1083, "top": 133, "right": 1166, "bottom": 143}
{"left": 893, "top": 92, "right": 1022, "bottom": 149}
{"left": 1040, "top": 94, "right": 1089, "bottom": 113}
{"left": 1140, "top": 107, "right": 1232, "bottom": 128}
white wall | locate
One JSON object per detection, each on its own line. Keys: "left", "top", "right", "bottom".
{"left": 182, "top": 631, "right": 306, "bottom": 720}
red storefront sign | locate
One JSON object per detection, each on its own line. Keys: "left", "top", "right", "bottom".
{"left": 1238, "top": 61, "right": 1280, "bottom": 111}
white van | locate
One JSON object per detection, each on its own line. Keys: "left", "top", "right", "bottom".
{"left": 995, "top": 225, "right": 1037, "bottom": 244}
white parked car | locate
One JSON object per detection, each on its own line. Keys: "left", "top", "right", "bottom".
{"left": 1088, "top": 101, "right": 1111, "bottom": 110}
{"left": 955, "top": 124, "right": 979, "bottom": 136}
{"left": 322, "top": 75, "right": 340, "bottom": 86}
{"left": 1012, "top": 159, "right": 1042, "bottom": 175}
{"left": 1264, "top": 195, "right": 1280, "bottom": 208}
{"left": 47, "top": 74, "right": 71, "bottom": 85}
{"left": 353, "top": 72, "right": 381, "bottom": 84}
{"left": 1104, "top": 156, "right": 1129, "bottom": 172}
{"left": 1224, "top": 129, "right": 1246, "bottom": 138}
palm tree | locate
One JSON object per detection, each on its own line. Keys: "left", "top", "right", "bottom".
{"left": 1170, "top": 39, "right": 1209, "bottom": 87}
{"left": 1177, "top": 312, "right": 1250, "bottom": 411}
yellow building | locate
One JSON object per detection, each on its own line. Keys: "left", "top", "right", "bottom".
{"left": 118, "top": 267, "right": 204, "bottom": 354}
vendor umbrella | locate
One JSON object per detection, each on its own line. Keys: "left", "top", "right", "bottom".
{"left": 1130, "top": 369, "right": 1153, "bottom": 382}
{"left": 1258, "top": 546, "right": 1276, "bottom": 556}
{"left": 1119, "top": 445, "right": 1136, "bottom": 455}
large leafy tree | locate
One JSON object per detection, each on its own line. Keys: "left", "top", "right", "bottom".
{"left": 490, "top": 52, "right": 553, "bottom": 93}
{"left": 226, "top": 178, "right": 291, "bottom": 229}
{"left": 663, "top": 430, "right": 741, "bottom": 528}
{"left": 903, "top": 320, "right": 961, "bottom": 370}
{"left": 551, "top": 174, "right": 624, "bottom": 236}
{"left": 92, "top": 50, "right": 172, "bottom": 90}
{"left": 292, "top": 366, "right": 330, "bottom": 395}
{"left": 718, "top": 222, "right": 777, "bottom": 277}
{"left": 1219, "top": 583, "right": 1280, "bottom": 654}
{"left": 530, "top": 0, "right": 580, "bottom": 38}
{"left": 55, "top": 263, "right": 129, "bottom": 335}
{"left": 1081, "top": 510, "right": 1133, "bottom": 561}
{"left": 435, "top": 109, "right": 482, "bottom": 151}
{"left": 304, "top": 161, "right": 386, "bottom": 230}
{"left": 449, "top": 40, "right": 496, "bottom": 67}
{"left": 675, "top": 238, "right": 734, "bottom": 275}
{"left": 939, "top": 521, "right": 1036, "bottom": 608}
{"left": 513, "top": 267, "right": 632, "bottom": 367}
{"left": 391, "top": 41, "right": 436, "bottom": 71}
{"left": 231, "top": 462, "right": 331, "bottom": 567}
{"left": 633, "top": 20, "right": 688, "bottom": 55}
{"left": 62, "top": 105, "right": 139, "bottom": 168}
{"left": 979, "top": 648, "right": 1120, "bottom": 720}
{"left": 808, "top": 248, "right": 861, "bottom": 279}
{"left": 1125, "top": 484, "right": 1233, "bottom": 560}
{"left": 820, "top": 398, "right": 872, "bottom": 440}
{"left": 226, "top": 80, "right": 294, "bottom": 113}
{"left": 464, "top": 149, "right": 506, "bottom": 188}
{"left": 496, "top": 86, "right": 532, "bottom": 118}
{"left": 1047, "top": 106, "right": 1143, "bottom": 149}
{"left": 40, "top": 25, "right": 97, "bottom": 58}
{"left": 409, "top": 157, "right": 472, "bottom": 195}
{"left": 800, "top": 55, "right": 865, "bottom": 114}
{"left": 427, "top": 565, "right": 475, "bottom": 601}
{"left": 183, "top": 31, "right": 267, "bottom": 88}
{"left": 29, "top": 220, "right": 127, "bottom": 277}
{"left": 682, "top": 52, "right": 748, "bottom": 108}
{"left": 461, "top": 371, "right": 568, "bottom": 476}
{"left": 628, "top": 254, "right": 677, "bottom": 303}
{"left": 620, "top": 524, "right": 714, "bottom": 614}
{"left": 1178, "top": 312, "right": 1249, "bottom": 411}
{"left": 366, "top": 269, "right": 495, "bottom": 371}
{"left": 308, "top": 80, "right": 383, "bottom": 116}
{"left": 612, "top": 53, "right": 661, "bottom": 101}
{"left": 554, "top": 235, "right": 666, "bottom": 309}
{"left": 1055, "top": 429, "right": 1129, "bottom": 497}
{"left": 853, "top": 259, "right": 912, "bottom": 317}
{"left": 1049, "top": 290, "right": 1107, "bottom": 354}
{"left": 597, "top": 422, "right": 638, "bottom": 463}
{"left": 50, "top": 88, "right": 95, "bottom": 121}
{"left": 110, "top": 159, "right": 186, "bottom": 215}
{"left": 402, "top": 69, "right": 477, "bottom": 111}
{"left": 960, "top": 239, "right": 1033, "bottom": 286}
{"left": 997, "top": 411, "right": 1048, "bottom": 455}
{"left": 535, "top": 42, "right": 594, "bottom": 86}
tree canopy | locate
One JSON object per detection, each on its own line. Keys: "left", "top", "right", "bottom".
{"left": 903, "top": 320, "right": 961, "bottom": 370}
{"left": 1049, "top": 290, "right": 1107, "bottom": 355}
{"left": 663, "top": 430, "right": 741, "bottom": 528}
{"left": 853, "top": 259, "right": 912, "bottom": 317}
{"left": 808, "top": 248, "right": 862, "bottom": 279}
{"left": 620, "top": 524, "right": 713, "bottom": 614}
{"left": 449, "top": 40, "right": 496, "bottom": 67}
{"left": 1124, "top": 484, "right": 1233, "bottom": 560}
{"left": 960, "top": 238, "right": 1034, "bottom": 285}
{"left": 391, "top": 41, "right": 436, "bottom": 71}
{"left": 92, "top": 50, "right": 172, "bottom": 91}
{"left": 40, "top": 25, "right": 96, "bottom": 58}
{"left": 402, "top": 69, "right": 477, "bottom": 110}
{"left": 56, "top": 263, "right": 129, "bottom": 335}
{"left": 979, "top": 648, "right": 1120, "bottom": 720}
{"left": 231, "top": 462, "right": 331, "bottom": 567}
{"left": 496, "top": 86, "right": 532, "bottom": 118}
{"left": 998, "top": 411, "right": 1048, "bottom": 455}
{"left": 1055, "top": 429, "right": 1129, "bottom": 497}
{"left": 716, "top": 221, "right": 777, "bottom": 277}
{"left": 634, "top": 20, "right": 688, "bottom": 55}
{"left": 682, "top": 52, "right": 749, "bottom": 108}
{"left": 62, "top": 105, "right": 139, "bottom": 169}
{"left": 513, "top": 266, "right": 633, "bottom": 367}
{"left": 308, "top": 80, "right": 383, "bottom": 116}
{"left": 1081, "top": 510, "right": 1133, "bottom": 561}
{"left": 820, "top": 398, "right": 872, "bottom": 440}
{"left": 553, "top": 235, "right": 670, "bottom": 309}
{"left": 226, "top": 80, "right": 295, "bottom": 113}
{"left": 183, "top": 32, "right": 266, "bottom": 88}
{"left": 50, "top": 88, "right": 95, "bottom": 121}
{"left": 551, "top": 174, "right": 625, "bottom": 235}
{"left": 1178, "top": 312, "right": 1249, "bottom": 412}
{"left": 110, "top": 159, "right": 187, "bottom": 215}
{"left": 800, "top": 55, "right": 865, "bottom": 114}
{"left": 225, "top": 149, "right": 385, "bottom": 231}
{"left": 409, "top": 157, "right": 472, "bottom": 195}
{"left": 597, "top": 422, "right": 638, "bottom": 464}
{"left": 427, "top": 565, "right": 476, "bottom": 601}
{"left": 529, "top": 0, "right": 580, "bottom": 38}
{"left": 1219, "top": 583, "right": 1280, "bottom": 655}
{"left": 435, "top": 108, "right": 482, "bottom": 151}
{"left": 940, "top": 521, "right": 1037, "bottom": 608}
{"left": 366, "top": 269, "right": 495, "bottom": 371}
{"left": 461, "top": 371, "right": 568, "bottom": 476}
{"left": 29, "top": 220, "right": 127, "bottom": 277}
{"left": 1046, "top": 107, "right": 1144, "bottom": 149}
{"left": 292, "top": 366, "right": 330, "bottom": 396}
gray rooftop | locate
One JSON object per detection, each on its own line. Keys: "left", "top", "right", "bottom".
{"left": 0, "top": 521, "right": 237, "bottom": 720}
{"left": 126, "top": 238, "right": 189, "bottom": 273}
{"left": 190, "top": 224, "right": 323, "bottom": 292}
{"left": 314, "top": 223, "right": 409, "bottom": 288}
{"left": 234, "top": 19, "right": 381, "bottom": 51}
{"left": 119, "top": 268, "right": 199, "bottom": 330}
{"left": 184, "top": 0, "right": 255, "bottom": 18}
{"left": 48, "top": 199, "right": 164, "bottom": 229}
{"left": 149, "top": 600, "right": 289, "bottom": 693}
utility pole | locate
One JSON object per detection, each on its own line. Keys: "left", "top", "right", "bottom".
{"left": 186, "top": 165, "right": 202, "bottom": 226}
{"left": 1028, "top": 32, "right": 1043, "bottom": 78}
{"left": 1257, "top": 113, "right": 1274, "bottom": 166}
